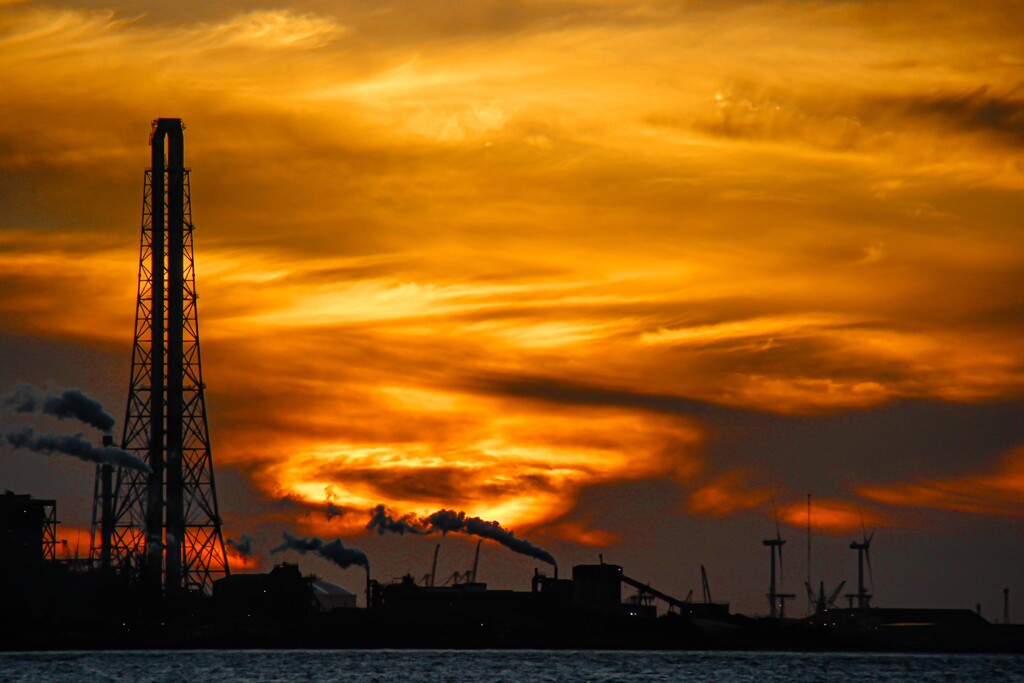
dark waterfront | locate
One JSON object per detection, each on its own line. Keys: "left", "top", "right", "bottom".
{"left": 2, "top": 649, "right": 1022, "bottom": 683}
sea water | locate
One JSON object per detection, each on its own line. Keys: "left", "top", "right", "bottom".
{"left": 1, "top": 649, "right": 1021, "bottom": 682}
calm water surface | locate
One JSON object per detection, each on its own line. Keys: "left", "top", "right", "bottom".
{"left": 1, "top": 649, "right": 1021, "bottom": 683}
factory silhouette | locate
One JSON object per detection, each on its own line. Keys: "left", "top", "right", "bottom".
{"left": 1, "top": 119, "right": 1021, "bottom": 652}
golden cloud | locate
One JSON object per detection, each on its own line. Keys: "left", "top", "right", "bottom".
{"left": 1, "top": 0, "right": 1022, "bottom": 540}
{"left": 686, "top": 470, "right": 771, "bottom": 517}
{"left": 779, "top": 498, "right": 888, "bottom": 535}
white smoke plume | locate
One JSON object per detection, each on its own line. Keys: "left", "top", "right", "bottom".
{"left": 424, "top": 509, "right": 557, "bottom": 567}
{"left": 5, "top": 426, "right": 151, "bottom": 473}
{"left": 271, "top": 531, "right": 369, "bottom": 570}
{"left": 367, "top": 504, "right": 556, "bottom": 567}
{"left": 4, "top": 384, "right": 116, "bottom": 433}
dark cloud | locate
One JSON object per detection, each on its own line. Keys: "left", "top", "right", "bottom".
{"left": 469, "top": 371, "right": 1024, "bottom": 495}
{"left": 683, "top": 79, "right": 1024, "bottom": 153}
{"left": 326, "top": 501, "right": 345, "bottom": 521}
{"left": 315, "top": 465, "right": 562, "bottom": 506}
{"left": 268, "top": 491, "right": 358, "bottom": 525}
{"left": 884, "top": 86, "right": 1024, "bottom": 145}
{"left": 341, "top": 466, "right": 469, "bottom": 502}
{"left": 478, "top": 472, "right": 561, "bottom": 498}
{"left": 466, "top": 371, "right": 745, "bottom": 420}
{"left": 324, "top": 485, "right": 353, "bottom": 522}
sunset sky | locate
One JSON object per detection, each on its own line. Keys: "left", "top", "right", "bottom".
{"left": 1, "top": 0, "right": 1022, "bottom": 616}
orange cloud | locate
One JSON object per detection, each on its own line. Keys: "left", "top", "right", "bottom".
{"left": 686, "top": 470, "right": 771, "bottom": 517}
{"left": 540, "top": 518, "right": 620, "bottom": 547}
{"left": 779, "top": 498, "right": 888, "bottom": 535}
{"left": 857, "top": 446, "right": 1024, "bottom": 518}
{"left": 233, "top": 394, "right": 703, "bottom": 531}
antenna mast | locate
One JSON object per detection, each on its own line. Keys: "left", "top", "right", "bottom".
{"left": 471, "top": 539, "right": 481, "bottom": 583}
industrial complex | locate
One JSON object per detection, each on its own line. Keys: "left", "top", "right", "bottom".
{"left": 1, "top": 120, "right": 1021, "bottom": 652}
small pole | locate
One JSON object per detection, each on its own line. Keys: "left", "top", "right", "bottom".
{"left": 806, "top": 494, "right": 811, "bottom": 616}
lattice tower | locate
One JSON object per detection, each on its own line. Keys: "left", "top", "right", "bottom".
{"left": 91, "top": 119, "right": 229, "bottom": 596}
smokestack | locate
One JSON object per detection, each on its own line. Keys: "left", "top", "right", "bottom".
{"left": 1005, "top": 588, "right": 1010, "bottom": 625}
{"left": 100, "top": 437, "right": 114, "bottom": 571}
{"left": 147, "top": 118, "right": 187, "bottom": 597}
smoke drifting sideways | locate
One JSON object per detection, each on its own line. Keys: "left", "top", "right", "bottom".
{"left": 5, "top": 427, "right": 151, "bottom": 474}
{"left": 427, "top": 509, "right": 557, "bottom": 567}
{"left": 4, "top": 384, "right": 115, "bottom": 433}
{"left": 227, "top": 535, "right": 256, "bottom": 558}
{"left": 272, "top": 532, "right": 369, "bottom": 571}
{"left": 367, "top": 505, "right": 557, "bottom": 568}
{"left": 367, "top": 504, "right": 430, "bottom": 536}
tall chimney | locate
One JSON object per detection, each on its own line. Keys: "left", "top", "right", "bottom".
{"left": 146, "top": 118, "right": 186, "bottom": 597}
{"left": 99, "top": 435, "right": 114, "bottom": 572}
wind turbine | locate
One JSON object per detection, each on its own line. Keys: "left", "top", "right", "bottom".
{"left": 763, "top": 501, "right": 795, "bottom": 619}
{"left": 846, "top": 519, "right": 875, "bottom": 610}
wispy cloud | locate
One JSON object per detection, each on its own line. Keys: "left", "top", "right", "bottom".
{"left": 858, "top": 446, "right": 1024, "bottom": 518}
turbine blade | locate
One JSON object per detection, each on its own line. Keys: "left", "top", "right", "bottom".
{"left": 772, "top": 497, "right": 781, "bottom": 540}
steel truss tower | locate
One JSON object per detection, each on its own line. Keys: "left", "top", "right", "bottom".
{"left": 91, "top": 119, "right": 229, "bottom": 596}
